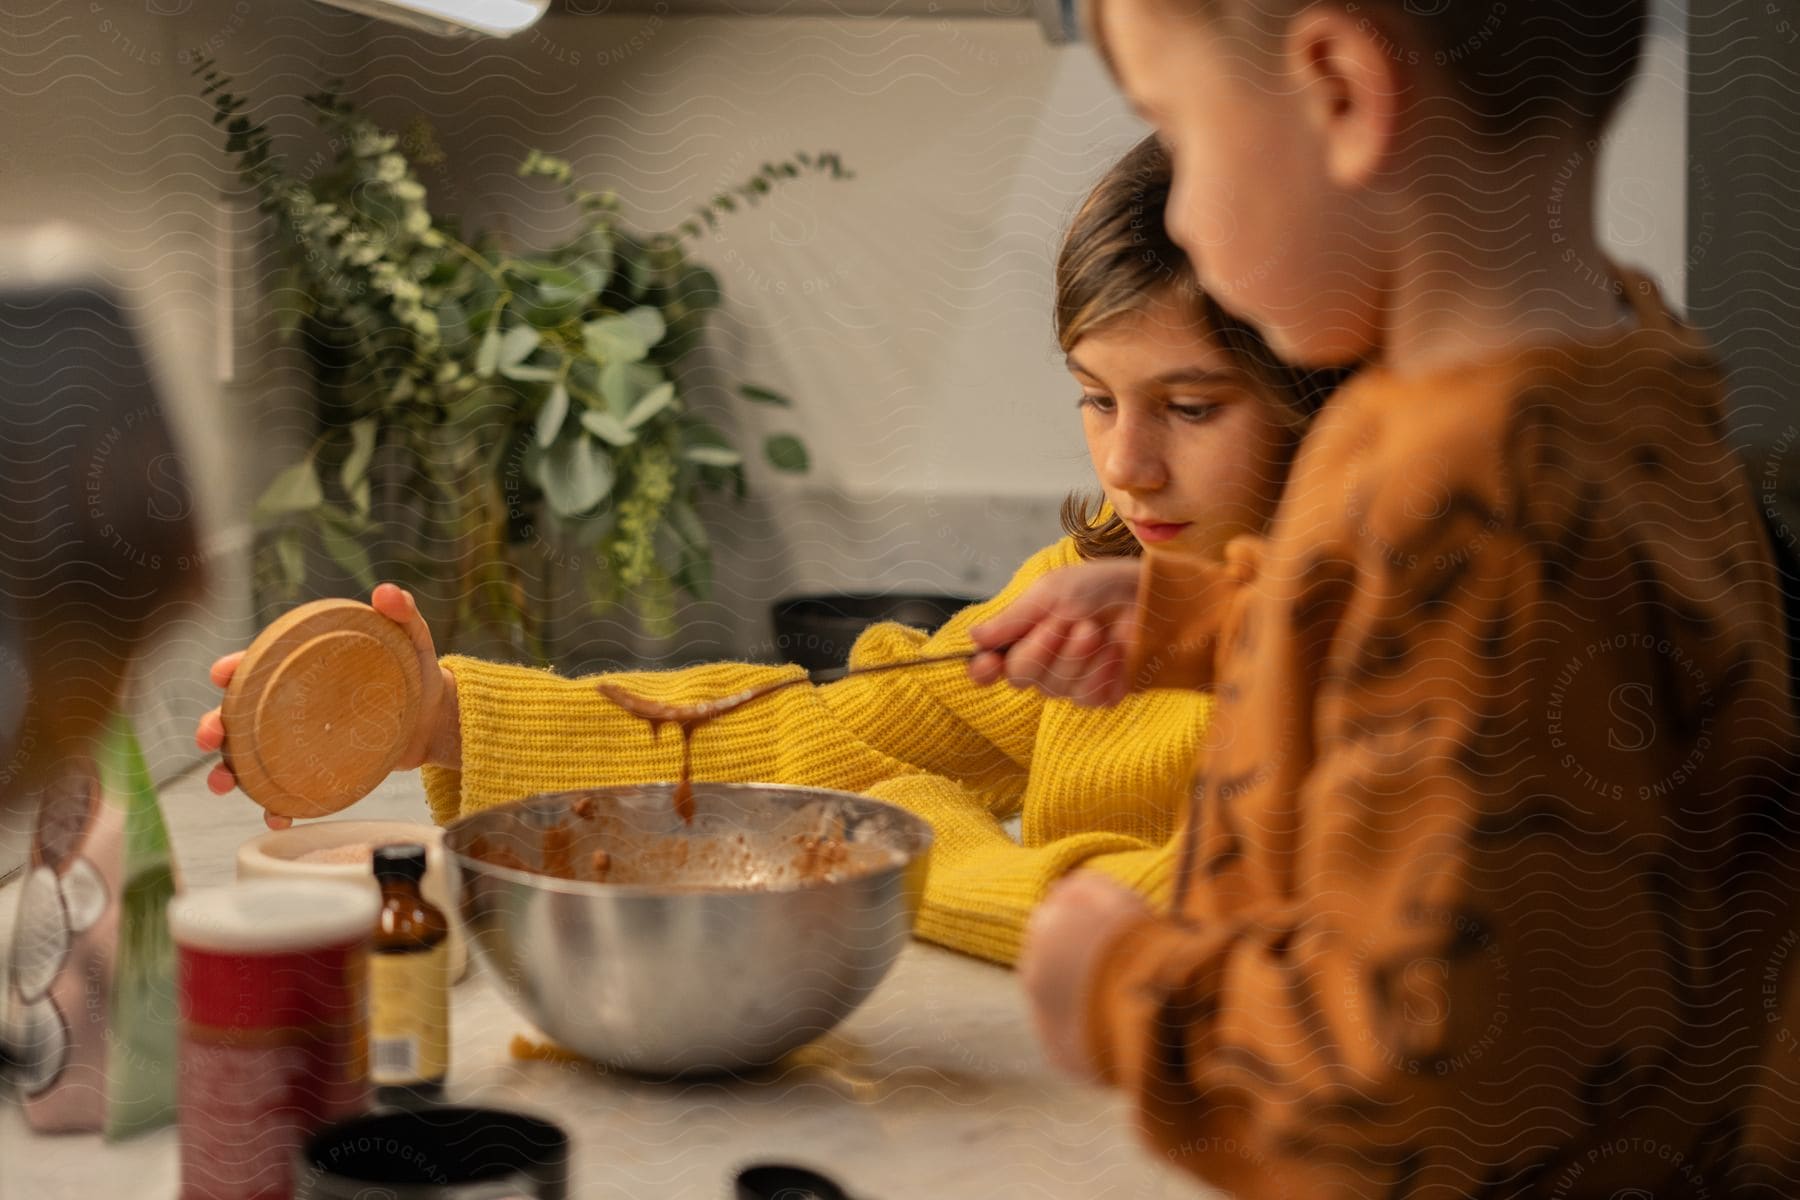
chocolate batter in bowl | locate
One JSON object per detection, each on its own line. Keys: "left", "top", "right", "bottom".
{"left": 443, "top": 783, "right": 932, "bottom": 1075}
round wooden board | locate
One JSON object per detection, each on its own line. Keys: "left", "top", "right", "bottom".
{"left": 221, "top": 598, "right": 423, "bottom": 819}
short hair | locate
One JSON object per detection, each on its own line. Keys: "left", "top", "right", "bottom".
{"left": 1089, "top": 0, "right": 1650, "bottom": 133}
{"left": 1053, "top": 135, "right": 1347, "bottom": 559}
{"left": 1365, "top": 0, "right": 1648, "bottom": 130}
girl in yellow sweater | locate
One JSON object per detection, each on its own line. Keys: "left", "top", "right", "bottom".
{"left": 195, "top": 137, "right": 1343, "bottom": 965}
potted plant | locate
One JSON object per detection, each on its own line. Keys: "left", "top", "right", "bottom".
{"left": 197, "top": 60, "right": 844, "bottom": 659}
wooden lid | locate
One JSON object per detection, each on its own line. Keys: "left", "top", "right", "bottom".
{"left": 221, "top": 599, "right": 423, "bottom": 820}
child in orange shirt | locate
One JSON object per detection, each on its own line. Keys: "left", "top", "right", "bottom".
{"left": 970, "top": 1, "right": 1800, "bottom": 1195}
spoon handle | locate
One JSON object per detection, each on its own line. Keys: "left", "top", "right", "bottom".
{"left": 807, "top": 648, "right": 983, "bottom": 684}
{"left": 604, "top": 647, "right": 1006, "bottom": 728}
{"left": 721, "top": 649, "right": 984, "bottom": 708}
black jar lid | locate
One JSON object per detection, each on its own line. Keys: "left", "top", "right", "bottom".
{"left": 372, "top": 842, "right": 428, "bottom": 884}
{"left": 297, "top": 1105, "right": 570, "bottom": 1199}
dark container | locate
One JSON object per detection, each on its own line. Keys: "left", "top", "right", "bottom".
{"left": 295, "top": 1106, "right": 569, "bottom": 1199}
{"left": 770, "top": 592, "right": 981, "bottom": 672}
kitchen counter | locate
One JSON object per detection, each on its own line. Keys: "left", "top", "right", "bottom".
{"left": 0, "top": 765, "right": 1208, "bottom": 1199}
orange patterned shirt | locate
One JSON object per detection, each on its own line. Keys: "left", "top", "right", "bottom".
{"left": 1094, "top": 297, "right": 1800, "bottom": 1198}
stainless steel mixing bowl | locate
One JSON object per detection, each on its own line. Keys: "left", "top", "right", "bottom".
{"left": 443, "top": 783, "right": 933, "bottom": 1075}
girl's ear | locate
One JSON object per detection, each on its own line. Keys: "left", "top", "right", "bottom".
{"left": 1282, "top": 5, "right": 1401, "bottom": 190}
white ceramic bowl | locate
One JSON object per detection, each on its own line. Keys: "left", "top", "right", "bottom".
{"left": 236, "top": 820, "right": 467, "bottom": 980}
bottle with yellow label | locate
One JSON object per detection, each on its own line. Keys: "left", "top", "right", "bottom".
{"left": 369, "top": 843, "right": 450, "bottom": 1104}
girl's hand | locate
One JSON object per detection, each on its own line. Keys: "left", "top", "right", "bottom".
{"left": 1019, "top": 872, "right": 1151, "bottom": 1081}
{"left": 193, "top": 583, "right": 454, "bottom": 829}
{"left": 967, "top": 560, "right": 1142, "bottom": 706}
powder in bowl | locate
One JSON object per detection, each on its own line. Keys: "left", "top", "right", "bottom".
{"left": 295, "top": 842, "right": 398, "bottom": 866}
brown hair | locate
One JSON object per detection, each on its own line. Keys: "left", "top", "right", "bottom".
{"left": 1054, "top": 135, "right": 1345, "bottom": 560}
{"left": 1089, "top": 0, "right": 1648, "bottom": 133}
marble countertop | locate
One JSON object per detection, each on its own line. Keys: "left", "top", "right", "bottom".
{"left": 0, "top": 766, "right": 1208, "bottom": 1199}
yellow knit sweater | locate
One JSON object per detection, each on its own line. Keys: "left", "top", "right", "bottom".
{"left": 422, "top": 537, "right": 1210, "bottom": 964}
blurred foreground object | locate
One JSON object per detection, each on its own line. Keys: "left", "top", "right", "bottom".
{"left": 0, "top": 225, "right": 203, "bottom": 823}
{"left": 312, "top": 0, "right": 549, "bottom": 38}
{"left": 5, "top": 717, "right": 179, "bottom": 1137}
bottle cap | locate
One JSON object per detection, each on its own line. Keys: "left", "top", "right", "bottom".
{"left": 169, "top": 879, "right": 380, "bottom": 956}
{"left": 372, "top": 843, "right": 428, "bottom": 885}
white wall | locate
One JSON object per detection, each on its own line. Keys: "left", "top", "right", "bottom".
{"left": 1599, "top": 0, "right": 1689, "bottom": 306}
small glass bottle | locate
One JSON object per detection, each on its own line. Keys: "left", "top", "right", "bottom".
{"left": 369, "top": 843, "right": 450, "bottom": 1105}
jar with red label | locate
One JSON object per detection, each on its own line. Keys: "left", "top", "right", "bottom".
{"left": 168, "top": 879, "right": 378, "bottom": 1200}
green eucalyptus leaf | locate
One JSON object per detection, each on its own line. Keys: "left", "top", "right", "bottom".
{"left": 465, "top": 272, "right": 501, "bottom": 323}
{"left": 612, "top": 234, "right": 652, "bottom": 300}
{"left": 621, "top": 306, "right": 666, "bottom": 349}
{"left": 672, "top": 265, "right": 722, "bottom": 312}
{"left": 672, "top": 528, "right": 712, "bottom": 598}
{"left": 517, "top": 266, "right": 588, "bottom": 327}
{"left": 694, "top": 461, "right": 746, "bottom": 500}
{"left": 684, "top": 444, "right": 742, "bottom": 469}
{"left": 274, "top": 530, "right": 306, "bottom": 592}
{"left": 533, "top": 262, "right": 603, "bottom": 310}
{"left": 340, "top": 418, "right": 377, "bottom": 492}
{"left": 539, "top": 433, "right": 615, "bottom": 516}
{"left": 582, "top": 314, "right": 648, "bottom": 364}
{"left": 527, "top": 263, "right": 581, "bottom": 297}
{"left": 253, "top": 457, "right": 324, "bottom": 525}
{"left": 579, "top": 410, "right": 636, "bottom": 447}
{"left": 572, "top": 258, "right": 608, "bottom": 296}
{"left": 623, "top": 381, "right": 676, "bottom": 429}
{"left": 318, "top": 502, "right": 367, "bottom": 535}
{"left": 599, "top": 359, "right": 663, "bottom": 417}
{"left": 320, "top": 522, "right": 377, "bottom": 589}
{"left": 444, "top": 382, "right": 509, "bottom": 431}
{"left": 520, "top": 292, "right": 584, "bottom": 330}
{"left": 475, "top": 322, "right": 502, "bottom": 378}
{"left": 500, "top": 363, "right": 559, "bottom": 382}
{"left": 568, "top": 357, "right": 602, "bottom": 403}
{"left": 574, "top": 237, "right": 615, "bottom": 291}
{"left": 658, "top": 265, "right": 721, "bottom": 358}
{"left": 535, "top": 381, "right": 570, "bottom": 448}
{"left": 667, "top": 498, "right": 709, "bottom": 551}
{"left": 498, "top": 324, "right": 541, "bottom": 369}
{"left": 738, "top": 383, "right": 790, "bottom": 408}
{"left": 384, "top": 373, "right": 416, "bottom": 409}
{"left": 764, "top": 434, "right": 810, "bottom": 473}
{"left": 434, "top": 302, "right": 470, "bottom": 351}
{"left": 680, "top": 557, "right": 713, "bottom": 598}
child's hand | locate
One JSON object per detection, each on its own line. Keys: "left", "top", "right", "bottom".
{"left": 193, "top": 583, "right": 453, "bottom": 828}
{"left": 967, "top": 560, "right": 1142, "bottom": 706}
{"left": 1019, "top": 872, "right": 1151, "bottom": 1080}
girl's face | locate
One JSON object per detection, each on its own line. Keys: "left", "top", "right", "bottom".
{"left": 1070, "top": 290, "right": 1294, "bottom": 559}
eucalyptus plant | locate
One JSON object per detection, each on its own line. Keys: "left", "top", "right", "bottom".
{"left": 196, "top": 60, "right": 846, "bottom": 654}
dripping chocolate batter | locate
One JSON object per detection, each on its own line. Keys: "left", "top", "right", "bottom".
{"left": 594, "top": 681, "right": 783, "bottom": 824}
{"left": 594, "top": 656, "right": 983, "bottom": 824}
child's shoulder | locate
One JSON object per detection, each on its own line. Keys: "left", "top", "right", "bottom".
{"left": 1292, "top": 319, "right": 1766, "bottom": 598}
{"left": 1329, "top": 320, "right": 1731, "bottom": 504}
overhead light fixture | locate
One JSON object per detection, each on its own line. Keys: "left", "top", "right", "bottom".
{"left": 313, "top": 0, "right": 550, "bottom": 38}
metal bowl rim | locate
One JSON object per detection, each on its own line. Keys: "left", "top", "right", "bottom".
{"left": 443, "top": 781, "right": 934, "bottom": 899}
